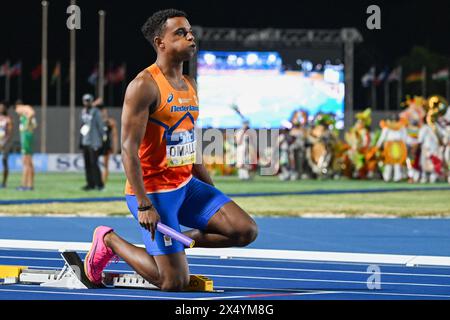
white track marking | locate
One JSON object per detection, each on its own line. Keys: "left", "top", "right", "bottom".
{"left": 188, "top": 264, "right": 450, "bottom": 278}
{"left": 200, "top": 290, "right": 450, "bottom": 300}
{"left": 3, "top": 254, "right": 450, "bottom": 278}
{"left": 2, "top": 239, "right": 450, "bottom": 267}
{"left": 199, "top": 273, "right": 450, "bottom": 288}
{"left": 3, "top": 248, "right": 450, "bottom": 271}
{"left": 4, "top": 262, "right": 450, "bottom": 289}
{"left": 2, "top": 286, "right": 449, "bottom": 300}
{"left": 214, "top": 285, "right": 450, "bottom": 299}
{"left": 12, "top": 266, "right": 450, "bottom": 288}
{"left": 318, "top": 290, "right": 450, "bottom": 299}
{"left": 2, "top": 256, "right": 450, "bottom": 288}
{"left": 0, "top": 288, "right": 187, "bottom": 300}
{"left": 189, "top": 256, "right": 450, "bottom": 269}
{"left": 215, "top": 286, "right": 332, "bottom": 293}
{"left": 197, "top": 291, "right": 336, "bottom": 300}
{"left": 0, "top": 255, "right": 61, "bottom": 261}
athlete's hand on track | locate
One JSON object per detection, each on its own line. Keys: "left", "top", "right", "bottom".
{"left": 138, "top": 203, "right": 160, "bottom": 241}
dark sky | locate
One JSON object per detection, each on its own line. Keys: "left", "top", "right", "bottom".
{"left": 1, "top": 0, "right": 449, "bottom": 108}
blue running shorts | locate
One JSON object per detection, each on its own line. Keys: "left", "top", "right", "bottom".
{"left": 126, "top": 176, "right": 232, "bottom": 256}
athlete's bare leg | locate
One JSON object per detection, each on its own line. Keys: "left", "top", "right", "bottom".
{"left": 28, "top": 157, "right": 34, "bottom": 188}
{"left": 21, "top": 155, "right": 28, "bottom": 187}
{"left": 22, "top": 155, "right": 34, "bottom": 188}
{"left": 183, "top": 201, "right": 258, "bottom": 248}
{"left": 101, "top": 201, "right": 255, "bottom": 291}
{"left": 103, "top": 232, "right": 190, "bottom": 291}
{"left": 102, "top": 153, "right": 110, "bottom": 185}
{"left": 1, "top": 154, "right": 8, "bottom": 186}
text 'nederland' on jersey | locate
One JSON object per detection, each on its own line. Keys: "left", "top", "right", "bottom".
{"left": 125, "top": 63, "right": 199, "bottom": 195}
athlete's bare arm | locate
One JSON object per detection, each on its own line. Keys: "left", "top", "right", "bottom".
{"left": 121, "top": 71, "right": 161, "bottom": 239}
{"left": 109, "top": 118, "right": 119, "bottom": 154}
{"left": 15, "top": 105, "right": 36, "bottom": 129}
{"left": 185, "top": 75, "right": 214, "bottom": 186}
{"left": 93, "top": 97, "right": 103, "bottom": 107}
{"left": 15, "top": 104, "right": 35, "bottom": 118}
{"left": 5, "top": 116, "right": 13, "bottom": 143}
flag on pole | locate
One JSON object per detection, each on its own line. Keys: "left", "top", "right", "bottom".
{"left": 105, "top": 66, "right": 115, "bottom": 85}
{"left": 51, "top": 62, "right": 61, "bottom": 85}
{"left": 31, "top": 64, "right": 42, "bottom": 80}
{"left": 106, "top": 64, "right": 126, "bottom": 84}
{"left": 88, "top": 67, "right": 98, "bottom": 86}
{"left": 0, "top": 62, "right": 9, "bottom": 77}
{"left": 405, "top": 70, "right": 424, "bottom": 83}
{"left": 114, "top": 64, "right": 126, "bottom": 83}
{"left": 9, "top": 62, "right": 22, "bottom": 77}
{"left": 431, "top": 68, "right": 449, "bottom": 81}
{"left": 387, "top": 66, "right": 401, "bottom": 82}
{"left": 375, "top": 69, "right": 387, "bottom": 86}
{"left": 361, "top": 66, "right": 375, "bottom": 87}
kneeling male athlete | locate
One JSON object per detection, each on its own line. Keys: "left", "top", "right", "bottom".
{"left": 84, "top": 9, "right": 258, "bottom": 291}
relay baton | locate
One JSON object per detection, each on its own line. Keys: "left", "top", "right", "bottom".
{"left": 156, "top": 222, "right": 195, "bottom": 248}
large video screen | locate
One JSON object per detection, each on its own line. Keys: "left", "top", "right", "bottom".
{"left": 196, "top": 51, "right": 345, "bottom": 129}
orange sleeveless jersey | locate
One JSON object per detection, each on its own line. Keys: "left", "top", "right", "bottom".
{"left": 125, "top": 64, "right": 199, "bottom": 194}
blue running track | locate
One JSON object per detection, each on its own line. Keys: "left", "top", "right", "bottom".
{"left": 1, "top": 217, "right": 450, "bottom": 300}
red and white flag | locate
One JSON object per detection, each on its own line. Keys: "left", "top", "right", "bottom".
{"left": 387, "top": 66, "right": 401, "bottom": 82}
{"left": 0, "top": 62, "right": 9, "bottom": 77}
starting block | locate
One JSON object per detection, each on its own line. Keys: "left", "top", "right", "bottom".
{"left": 103, "top": 273, "right": 214, "bottom": 292}
{"left": 0, "top": 265, "right": 28, "bottom": 284}
{"left": 0, "top": 251, "right": 215, "bottom": 292}
{"left": 19, "top": 251, "right": 98, "bottom": 289}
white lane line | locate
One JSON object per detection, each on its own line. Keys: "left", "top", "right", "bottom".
{"left": 2, "top": 240, "right": 450, "bottom": 267}
{"left": 0, "top": 255, "right": 61, "bottom": 261}
{"left": 197, "top": 291, "right": 336, "bottom": 300}
{"left": 16, "top": 261, "right": 450, "bottom": 279}
{"left": 188, "top": 256, "right": 450, "bottom": 270}
{"left": 3, "top": 255, "right": 450, "bottom": 278}
{"left": 1, "top": 287, "right": 449, "bottom": 300}
{"left": 188, "top": 264, "right": 450, "bottom": 278}
{"left": 199, "top": 290, "right": 450, "bottom": 300}
{"left": 215, "top": 286, "right": 329, "bottom": 293}
{"left": 214, "top": 286, "right": 450, "bottom": 299}
{"left": 0, "top": 287, "right": 187, "bottom": 300}
{"left": 322, "top": 290, "right": 450, "bottom": 299}
{"left": 200, "top": 274, "right": 450, "bottom": 288}
{"left": 2, "top": 261, "right": 450, "bottom": 289}
{"left": 0, "top": 245, "right": 450, "bottom": 269}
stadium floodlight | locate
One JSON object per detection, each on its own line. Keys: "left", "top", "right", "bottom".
{"left": 301, "top": 60, "right": 313, "bottom": 72}
{"left": 246, "top": 53, "right": 258, "bottom": 65}
{"left": 204, "top": 53, "right": 216, "bottom": 65}
{"left": 267, "top": 54, "right": 277, "bottom": 64}
{"left": 192, "top": 27, "right": 362, "bottom": 46}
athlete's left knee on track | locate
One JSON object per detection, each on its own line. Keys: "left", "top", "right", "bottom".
{"left": 159, "top": 272, "right": 190, "bottom": 292}
{"left": 236, "top": 219, "right": 258, "bottom": 247}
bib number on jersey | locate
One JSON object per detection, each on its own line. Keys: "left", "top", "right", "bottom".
{"left": 166, "top": 129, "right": 196, "bottom": 167}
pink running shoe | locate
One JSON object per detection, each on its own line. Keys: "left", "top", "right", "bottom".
{"left": 84, "top": 226, "right": 117, "bottom": 285}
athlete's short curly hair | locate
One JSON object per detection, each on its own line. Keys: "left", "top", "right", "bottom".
{"left": 141, "top": 9, "right": 187, "bottom": 51}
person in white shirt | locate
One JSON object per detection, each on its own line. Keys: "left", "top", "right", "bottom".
{"left": 235, "top": 120, "right": 257, "bottom": 180}
{"left": 0, "top": 101, "right": 13, "bottom": 188}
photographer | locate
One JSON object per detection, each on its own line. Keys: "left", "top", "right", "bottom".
{"left": 80, "top": 94, "right": 104, "bottom": 191}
